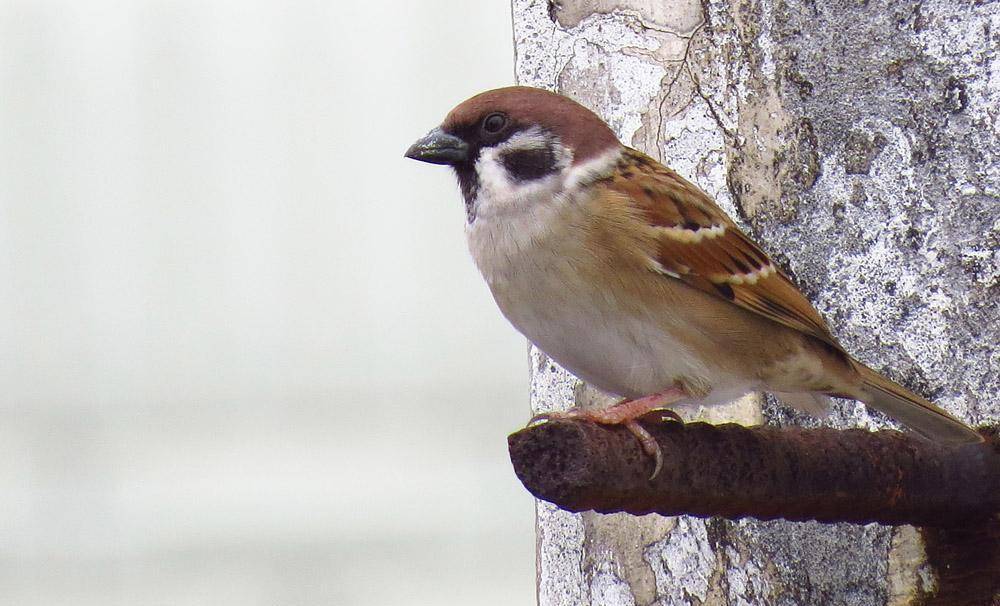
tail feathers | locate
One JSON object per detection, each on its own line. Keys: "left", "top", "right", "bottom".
{"left": 855, "top": 362, "right": 983, "bottom": 444}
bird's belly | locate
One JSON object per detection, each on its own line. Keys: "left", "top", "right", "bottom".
{"left": 490, "top": 273, "right": 729, "bottom": 400}
{"left": 467, "top": 200, "right": 753, "bottom": 403}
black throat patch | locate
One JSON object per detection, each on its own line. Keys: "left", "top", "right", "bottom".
{"left": 453, "top": 164, "right": 479, "bottom": 223}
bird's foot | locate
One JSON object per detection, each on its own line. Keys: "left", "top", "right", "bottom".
{"left": 528, "top": 387, "right": 686, "bottom": 480}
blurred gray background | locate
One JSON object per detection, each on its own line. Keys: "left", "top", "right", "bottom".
{"left": 0, "top": 1, "right": 533, "bottom": 604}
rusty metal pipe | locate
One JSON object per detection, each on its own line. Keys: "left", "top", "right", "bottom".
{"left": 508, "top": 420, "right": 999, "bottom": 526}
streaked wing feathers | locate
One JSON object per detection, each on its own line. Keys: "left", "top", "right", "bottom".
{"left": 601, "top": 148, "right": 840, "bottom": 349}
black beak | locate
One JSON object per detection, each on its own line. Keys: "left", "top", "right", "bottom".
{"left": 404, "top": 127, "right": 469, "bottom": 165}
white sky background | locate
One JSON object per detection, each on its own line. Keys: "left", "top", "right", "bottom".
{"left": 0, "top": 1, "right": 532, "bottom": 604}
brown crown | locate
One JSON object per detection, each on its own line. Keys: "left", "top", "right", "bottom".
{"left": 441, "top": 86, "right": 621, "bottom": 163}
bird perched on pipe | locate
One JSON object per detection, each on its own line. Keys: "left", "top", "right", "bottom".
{"left": 405, "top": 86, "right": 982, "bottom": 478}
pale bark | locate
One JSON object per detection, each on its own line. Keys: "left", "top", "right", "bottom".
{"left": 514, "top": 0, "right": 999, "bottom": 604}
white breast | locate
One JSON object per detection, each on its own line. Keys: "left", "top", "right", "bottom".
{"left": 465, "top": 148, "right": 735, "bottom": 401}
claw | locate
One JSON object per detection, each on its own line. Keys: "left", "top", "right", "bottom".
{"left": 527, "top": 406, "right": 584, "bottom": 427}
{"left": 641, "top": 407, "right": 684, "bottom": 424}
{"left": 527, "top": 412, "right": 553, "bottom": 426}
{"left": 650, "top": 447, "right": 663, "bottom": 480}
{"left": 624, "top": 419, "right": 664, "bottom": 480}
{"left": 525, "top": 388, "right": 686, "bottom": 482}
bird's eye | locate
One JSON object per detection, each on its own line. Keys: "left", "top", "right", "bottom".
{"left": 482, "top": 112, "right": 508, "bottom": 135}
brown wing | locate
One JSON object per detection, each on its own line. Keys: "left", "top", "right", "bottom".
{"left": 600, "top": 147, "right": 841, "bottom": 349}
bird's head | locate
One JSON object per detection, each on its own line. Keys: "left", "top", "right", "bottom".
{"left": 405, "top": 87, "right": 621, "bottom": 222}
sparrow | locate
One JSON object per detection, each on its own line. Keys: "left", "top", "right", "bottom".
{"left": 405, "top": 86, "right": 982, "bottom": 477}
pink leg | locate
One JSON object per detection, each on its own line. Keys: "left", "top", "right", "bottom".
{"left": 529, "top": 386, "right": 687, "bottom": 479}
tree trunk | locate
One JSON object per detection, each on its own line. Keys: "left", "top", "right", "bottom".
{"left": 513, "top": 0, "right": 999, "bottom": 604}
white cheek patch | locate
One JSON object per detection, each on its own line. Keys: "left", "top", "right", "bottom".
{"left": 469, "top": 132, "right": 622, "bottom": 224}
{"left": 472, "top": 128, "right": 572, "bottom": 220}
{"left": 563, "top": 146, "right": 622, "bottom": 191}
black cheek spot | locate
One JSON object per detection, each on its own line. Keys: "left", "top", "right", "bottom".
{"left": 500, "top": 147, "right": 559, "bottom": 182}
